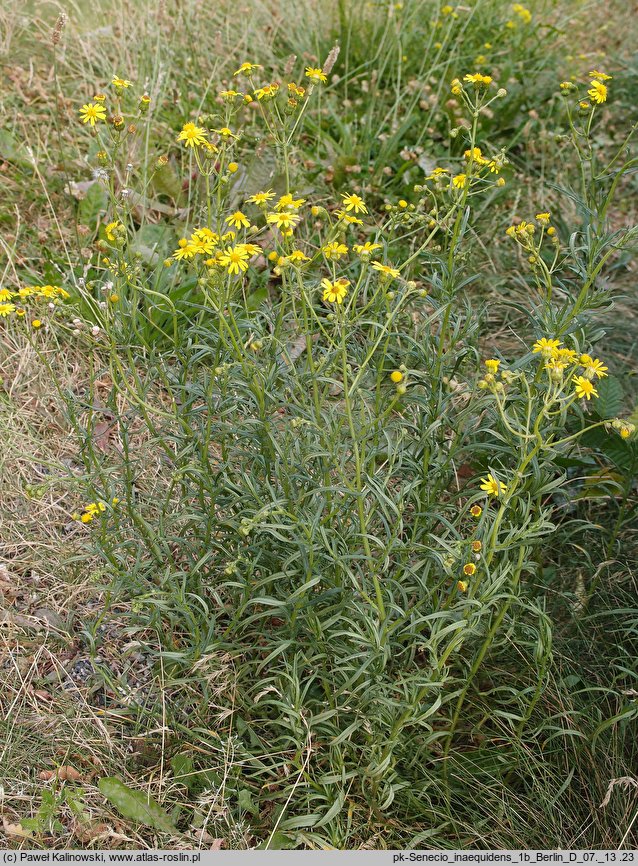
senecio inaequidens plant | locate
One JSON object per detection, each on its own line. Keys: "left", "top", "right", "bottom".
{"left": 7, "top": 48, "right": 637, "bottom": 838}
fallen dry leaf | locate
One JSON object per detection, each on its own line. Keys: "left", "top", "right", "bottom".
{"left": 39, "top": 766, "right": 82, "bottom": 782}
{"left": 73, "top": 821, "right": 110, "bottom": 843}
{"left": 2, "top": 816, "right": 33, "bottom": 838}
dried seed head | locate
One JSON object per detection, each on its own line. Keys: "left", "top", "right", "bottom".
{"left": 52, "top": 11, "right": 67, "bottom": 45}
{"left": 284, "top": 54, "right": 297, "bottom": 77}
{"left": 322, "top": 44, "right": 340, "bottom": 76}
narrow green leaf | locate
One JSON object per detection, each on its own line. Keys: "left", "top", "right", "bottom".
{"left": 98, "top": 777, "right": 177, "bottom": 834}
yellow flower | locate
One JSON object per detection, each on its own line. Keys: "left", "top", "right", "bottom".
{"left": 267, "top": 211, "right": 301, "bottom": 232}
{"left": 247, "top": 190, "right": 275, "bottom": 205}
{"left": 288, "top": 83, "right": 306, "bottom": 98}
{"left": 31, "top": 319, "right": 42, "bottom": 328}
{"left": 276, "top": 193, "right": 306, "bottom": 210}
{"left": 79, "top": 102, "right": 107, "bottom": 126}
{"left": 480, "top": 473, "right": 507, "bottom": 497}
{"left": 589, "top": 70, "right": 612, "bottom": 81}
{"left": 0, "top": 289, "right": 14, "bottom": 301}
{"left": 218, "top": 245, "right": 250, "bottom": 275}
{"left": 219, "top": 89, "right": 241, "bottom": 100}
{"left": 321, "top": 278, "right": 349, "bottom": 304}
{"left": 105, "top": 221, "right": 122, "bottom": 241}
{"left": 484, "top": 359, "right": 500, "bottom": 374}
{"left": 535, "top": 212, "right": 551, "bottom": 225}
{"left": 464, "top": 147, "right": 489, "bottom": 165}
{"left": 177, "top": 122, "right": 208, "bottom": 148}
{"left": 112, "top": 76, "right": 132, "bottom": 88}
{"left": 322, "top": 241, "right": 348, "bottom": 260}
{"left": 470, "top": 504, "right": 482, "bottom": 517}
{"left": 288, "top": 250, "right": 310, "bottom": 263}
{"left": 254, "top": 83, "right": 279, "bottom": 100}
{"left": 305, "top": 67, "right": 328, "bottom": 84}
{"left": 225, "top": 211, "right": 250, "bottom": 230}
{"left": 353, "top": 242, "right": 382, "bottom": 257}
{"left": 214, "top": 126, "right": 237, "bottom": 139}
{"left": 452, "top": 173, "right": 468, "bottom": 189}
{"left": 341, "top": 192, "right": 367, "bottom": 214}
{"left": 573, "top": 376, "right": 598, "bottom": 400}
{"left": 532, "top": 337, "right": 561, "bottom": 356}
{"left": 172, "top": 238, "right": 196, "bottom": 261}
{"left": 390, "top": 370, "right": 403, "bottom": 383}
{"left": 335, "top": 210, "right": 363, "bottom": 225}
{"left": 588, "top": 80, "right": 607, "bottom": 104}
{"left": 472, "top": 540, "right": 482, "bottom": 553}
{"left": 234, "top": 62, "right": 262, "bottom": 76}
{"left": 463, "top": 72, "right": 493, "bottom": 87}
{"left": 371, "top": 261, "right": 400, "bottom": 279}
{"left": 457, "top": 580, "right": 468, "bottom": 593}
{"left": 580, "top": 356, "right": 608, "bottom": 379}
{"left": 512, "top": 3, "right": 531, "bottom": 23}
{"left": 463, "top": 562, "right": 477, "bottom": 576}
{"left": 0, "top": 302, "right": 16, "bottom": 317}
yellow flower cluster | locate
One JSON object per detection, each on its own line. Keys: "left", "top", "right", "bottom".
{"left": 0, "top": 284, "right": 70, "bottom": 329}
{"left": 73, "top": 498, "right": 119, "bottom": 524}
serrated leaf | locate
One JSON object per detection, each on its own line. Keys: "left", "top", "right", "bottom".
{"left": 78, "top": 183, "right": 109, "bottom": 233}
{"left": 593, "top": 375, "right": 624, "bottom": 419}
{"left": 98, "top": 777, "right": 177, "bottom": 834}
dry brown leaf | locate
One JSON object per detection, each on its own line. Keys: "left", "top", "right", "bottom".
{"left": 2, "top": 816, "right": 33, "bottom": 838}
{"left": 93, "top": 419, "right": 116, "bottom": 452}
{"left": 39, "top": 766, "right": 82, "bottom": 782}
{"left": 73, "top": 821, "right": 110, "bottom": 843}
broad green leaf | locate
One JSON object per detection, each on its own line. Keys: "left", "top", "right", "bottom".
{"left": 237, "top": 787, "right": 259, "bottom": 816}
{"left": 593, "top": 375, "right": 624, "bottom": 419}
{"left": 151, "top": 161, "right": 184, "bottom": 201}
{"left": 98, "top": 777, "right": 177, "bottom": 833}
{"left": 0, "top": 129, "right": 32, "bottom": 169}
{"left": 78, "top": 183, "right": 109, "bottom": 232}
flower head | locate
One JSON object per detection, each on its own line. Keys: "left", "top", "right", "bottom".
{"left": 589, "top": 70, "right": 612, "bottom": 81}
{"left": 390, "top": 370, "right": 403, "bottom": 383}
{"left": 573, "top": 376, "right": 598, "bottom": 400}
{"left": 480, "top": 473, "right": 507, "bottom": 497}
{"left": 371, "top": 261, "right": 400, "bottom": 279}
{"left": 470, "top": 504, "right": 482, "bottom": 518}
{"left": 341, "top": 192, "right": 367, "bottom": 214}
{"left": 177, "top": 122, "right": 208, "bottom": 148}
{"left": 588, "top": 80, "right": 607, "bottom": 104}
{"left": 452, "top": 173, "right": 468, "bottom": 190}
{"left": 532, "top": 337, "right": 561, "bottom": 356}
{"left": 321, "top": 278, "right": 349, "bottom": 304}
{"left": 218, "top": 245, "right": 250, "bottom": 275}
{"left": 580, "top": 356, "right": 608, "bottom": 379}
{"left": 463, "top": 72, "right": 493, "bottom": 87}
{"left": 305, "top": 67, "right": 328, "bottom": 84}
{"left": 112, "top": 76, "right": 132, "bottom": 88}
{"left": 247, "top": 190, "right": 275, "bottom": 205}
{"left": 225, "top": 211, "right": 250, "bottom": 230}
{"left": 463, "top": 562, "right": 477, "bottom": 576}
{"left": 484, "top": 359, "right": 500, "bottom": 374}
{"left": 79, "top": 102, "right": 107, "bottom": 126}
{"left": 234, "top": 62, "right": 262, "bottom": 76}
{"left": 322, "top": 241, "right": 348, "bottom": 260}
{"left": 0, "top": 302, "right": 16, "bottom": 317}
{"left": 276, "top": 193, "right": 306, "bottom": 211}
{"left": 353, "top": 242, "right": 382, "bottom": 258}
{"left": 267, "top": 211, "right": 301, "bottom": 232}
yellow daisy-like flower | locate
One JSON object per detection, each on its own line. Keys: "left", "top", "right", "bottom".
{"left": 0, "top": 289, "right": 14, "bottom": 301}
{"left": 276, "top": 193, "right": 306, "bottom": 211}
{"left": 267, "top": 211, "right": 301, "bottom": 232}
{"left": 452, "top": 173, "right": 468, "bottom": 189}
{"left": 463, "top": 562, "right": 477, "bottom": 576}
{"left": 305, "top": 67, "right": 328, "bottom": 84}
{"left": 353, "top": 243, "right": 382, "bottom": 258}
{"left": 214, "top": 127, "right": 237, "bottom": 139}
{"left": 573, "top": 375, "right": 598, "bottom": 400}
{"left": 31, "top": 319, "right": 42, "bottom": 328}
{"left": 321, "top": 278, "right": 350, "bottom": 305}
{"left": 588, "top": 80, "right": 607, "bottom": 104}
{"left": 254, "top": 84, "right": 279, "bottom": 100}
{"left": 105, "top": 221, "right": 122, "bottom": 241}
{"left": 218, "top": 245, "right": 250, "bottom": 275}
{"left": 172, "top": 238, "right": 196, "bottom": 261}
{"left": 322, "top": 242, "right": 348, "bottom": 260}
{"left": 480, "top": 473, "right": 507, "bottom": 497}
{"left": 288, "top": 250, "right": 310, "bottom": 263}
{"left": 341, "top": 192, "right": 367, "bottom": 214}
{"left": 225, "top": 211, "right": 250, "bottom": 230}
{"left": 0, "top": 302, "right": 16, "bottom": 317}
{"left": 472, "top": 540, "right": 482, "bottom": 553}
{"left": 79, "top": 102, "right": 107, "bottom": 126}
{"left": 463, "top": 72, "right": 493, "bottom": 87}
{"left": 234, "top": 62, "right": 262, "bottom": 76}
{"left": 177, "top": 122, "right": 208, "bottom": 148}
{"left": 535, "top": 212, "right": 551, "bottom": 225}
{"left": 580, "top": 356, "right": 608, "bottom": 379}
{"left": 390, "top": 370, "right": 403, "bottom": 383}
{"left": 371, "top": 261, "right": 400, "bottom": 279}
{"left": 532, "top": 337, "right": 561, "bottom": 356}
{"left": 464, "top": 147, "right": 489, "bottom": 165}
{"left": 457, "top": 580, "right": 468, "bottom": 593}
{"left": 470, "top": 504, "right": 482, "bottom": 517}
{"left": 247, "top": 190, "right": 275, "bottom": 205}
{"left": 335, "top": 210, "right": 363, "bottom": 225}
{"left": 219, "top": 89, "right": 241, "bottom": 100}
{"left": 589, "top": 70, "right": 612, "bottom": 81}
{"left": 484, "top": 359, "right": 500, "bottom": 374}
{"left": 112, "top": 76, "right": 132, "bottom": 88}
